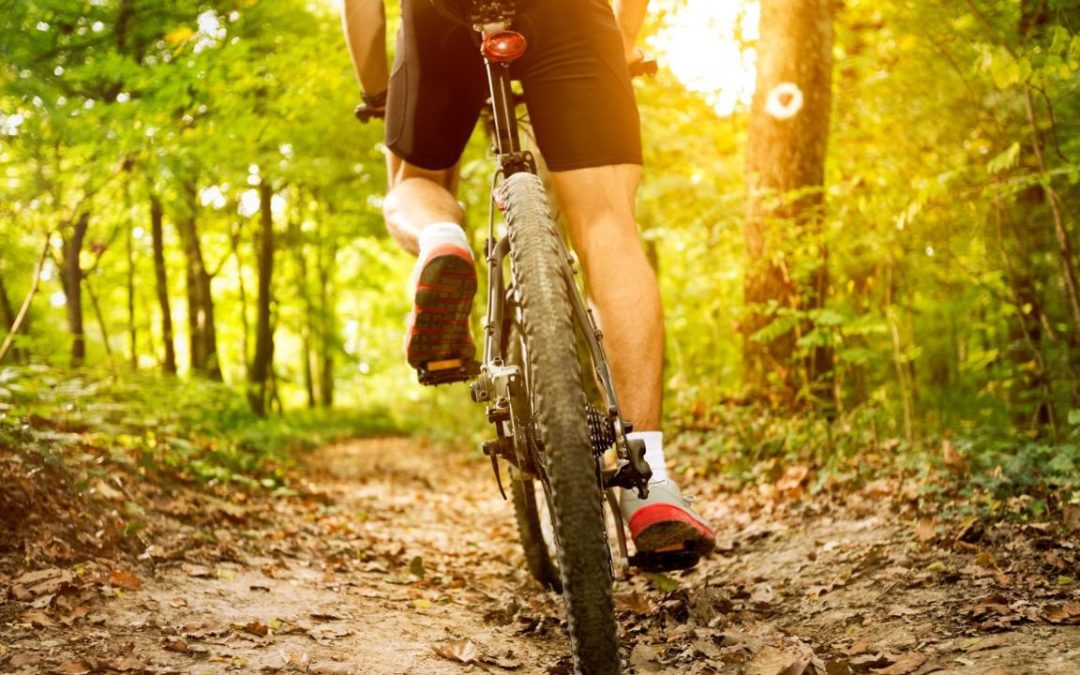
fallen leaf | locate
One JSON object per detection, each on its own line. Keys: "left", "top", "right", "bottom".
{"left": 53, "top": 661, "right": 93, "bottom": 674}
{"left": 22, "top": 610, "right": 59, "bottom": 629}
{"left": 615, "top": 591, "right": 653, "bottom": 615}
{"left": 644, "top": 572, "right": 679, "bottom": 593}
{"left": 872, "top": 653, "right": 926, "bottom": 675}
{"left": 942, "top": 439, "right": 966, "bottom": 472}
{"left": 10, "top": 652, "right": 42, "bottom": 667}
{"left": 307, "top": 624, "right": 352, "bottom": 642}
{"left": 280, "top": 651, "right": 311, "bottom": 669}
{"left": 1043, "top": 601, "right": 1080, "bottom": 625}
{"left": 966, "top": 634, "right": 1012, "bottom": 652}
{"left": 13, "top": 568, "right": 74, "bottom": 599}
{"left": 776, "top": 465, "right": 810, "bottom": 497}
{"left": 746, "top": 645, "right": 808, "bottom": 675}
{"left": 433, "top": 639, "right": 479, "bottom": 664}
{"left": 629, "top": 644, "right": 660, "bottom": 672}
{"left": 30, "top": 592, "right": 56, "bottom": 609}
{"left": 181, "top": 563, "right": 212, "bottom": 578}
{"left": 914, "top": 520, "right": 937, "bottom": 542}
{"left": 162, "top": 637, "right": 189, "bottom": 653}
{"left": 109, "top": 569, "right": 141, "bottom": 591}
{"left": 1063, "top": 504, "right": 1080, "bottom": 533}
{"left": 482, "top": 650, "right": 522, "bottom": 670}
{"left": 242, "top": 620, "right": 269, "bottom": 637}
{"left": 851, "top": 653, "right": 893, "bottom": 668}
{"left": 310, "top": 663, "right": 353, "bottom": 675}
{"left": 751, "top": 584, "right": 777, "bottom": 605}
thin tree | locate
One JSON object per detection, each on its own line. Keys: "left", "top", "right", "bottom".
{"left": 60, "top": 212, "right": 91, "bottom": 366}
{"left": 174, "top": 180, "right": 222, "bottom": 380}
{"left": 248, "top": 182, "right": 276, "bottom": 415}
{"left": 150, "top": 194, "right": 177, "bottom": 375}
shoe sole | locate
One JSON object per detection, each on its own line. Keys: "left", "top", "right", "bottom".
{"left": 406, "top": 251, "right": 477, "bottom": 370}
{"left": 629, "top": 504, "right": 716, "bottom": 556}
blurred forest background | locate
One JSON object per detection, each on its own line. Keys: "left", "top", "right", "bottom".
{"left": 1, "top": 0, "right": 1078, "bottom": 514}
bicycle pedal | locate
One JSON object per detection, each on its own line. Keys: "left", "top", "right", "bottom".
{"left": 629, "top": 549, "right": 701, "bottom": 573}
{"left": 417, "top": 358, "right": 480, "bottom": 386}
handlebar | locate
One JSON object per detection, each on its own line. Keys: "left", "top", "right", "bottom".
{"left": 355, "top": 58, "right": 658, "bottom": 124}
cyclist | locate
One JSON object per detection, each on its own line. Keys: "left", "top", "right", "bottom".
{"left": 342, "top": 0, "right": 715, "bottom": 563}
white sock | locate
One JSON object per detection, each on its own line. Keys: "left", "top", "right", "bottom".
{"left": 418, "top": 222, "right": 471, "bottom": 258}
{"left": 628, "top": 431, "right": 667, "bottom": 484}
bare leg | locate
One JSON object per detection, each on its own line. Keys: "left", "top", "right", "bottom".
{"left": 383, "top": 151, "right": 463, "bottom": 255}
{"left": 550, "top": 164, "right": 662, "bottom": 431}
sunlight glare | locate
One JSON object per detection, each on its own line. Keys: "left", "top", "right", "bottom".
{"left": 649, "top": 0, "right": 759, "bottom": 117}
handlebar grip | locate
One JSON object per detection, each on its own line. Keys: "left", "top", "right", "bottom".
{"left": 354, "top": 104, "right": 386, "bottom": 124}
{"left": 629, "top": 58, "right": 658, "bottom": 78}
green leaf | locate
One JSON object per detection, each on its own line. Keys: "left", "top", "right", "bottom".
{"left": 645, "top": 573, "right": 679, "bottom": 593}
{"left": 1068, "top": 409, "right": 1080, "bottom": 426}
{"left": 987, "top": 142, "right": 1020, "bottom": 175}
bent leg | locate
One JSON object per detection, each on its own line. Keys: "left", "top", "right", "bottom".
{"left": 383, "top": 151, "right": 464, "bottom": 255}
{"left": 550, "top": 164, "right": 662, "bottom": 432}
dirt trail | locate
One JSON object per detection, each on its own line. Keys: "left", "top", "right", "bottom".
{"left": 2, "top": 438, "right": 1079, "bottom": 674}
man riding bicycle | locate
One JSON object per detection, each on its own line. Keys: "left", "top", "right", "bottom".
{"left": 342, "top": 0, "right": 715, "bottom": 563}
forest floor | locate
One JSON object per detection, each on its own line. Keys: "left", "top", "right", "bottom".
{"left": 2, "top": 436, "right": 1080, "bottom": 675}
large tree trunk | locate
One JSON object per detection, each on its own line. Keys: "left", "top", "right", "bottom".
{"left": 61, "top": 212, "right": 91, "bottom": 366}
{"left": 743, "top": 0, "right": 834, "bottom": 406}
{"left": 248, "top": 183, "right": 276, "bottom": 416}
{"left": 174, "top": 181, "right": 221, "bottom": 380}
{"left": 150, "top": 195, "right": 177, "bottom": 375}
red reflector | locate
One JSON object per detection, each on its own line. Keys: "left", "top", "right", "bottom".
{"left": 482, "top": 31, "right": 527, "bottom": 63}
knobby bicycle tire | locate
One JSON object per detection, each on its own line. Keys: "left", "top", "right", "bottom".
{"left": 503, "top": 172, "right": 619, "bottom": 674}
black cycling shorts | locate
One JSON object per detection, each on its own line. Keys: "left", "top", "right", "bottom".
{"left": 386, "top": 0, "right": 642, "bottom": 172}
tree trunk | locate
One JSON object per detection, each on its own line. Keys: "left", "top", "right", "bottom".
{"left": 61, "top": 212, "right": 91, "bottom": 366}
{"left": 248, "top": 183, "right": 276, "bottom": 416}
{"left": 0, "top": 274, "right": 15, "bottom": 333}
{"left": 174, "top": 180, "right": 221, "bottom": 380}
{"left": 316, "top": 239, "right": 338, "bottom": 408}
{"left": 290, "top": 219, "right": 317, "bottom": 409}
{"left": 150, "top": 195, "right": 177, "bottom": 375}
{"left": 743, "top": 0, "right": 834, "bottom": 405}
{"left": 127, "top": 213, "right": 137, "bottom": 370}
{"left": 230, "top": 219, "right": 251, "bottom": 376}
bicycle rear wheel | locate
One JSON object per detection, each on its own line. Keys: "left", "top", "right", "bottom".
{"left": 503, "top": 172, "right": 619, "bottom": 674}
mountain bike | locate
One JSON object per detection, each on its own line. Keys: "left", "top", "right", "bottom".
{"left": 356, "top": 2, "right": 672, "bottom": 671}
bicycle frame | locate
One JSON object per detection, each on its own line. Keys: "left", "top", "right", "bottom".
{"left": 462, "top": 0, "right": 653, "bottom": 566}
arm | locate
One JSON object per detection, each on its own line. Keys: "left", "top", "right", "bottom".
{"left": 613, "top": 0, "right": 649, "bottom": 64}
{"left": 342, "top": 0, "right": 388, "bottom": 98}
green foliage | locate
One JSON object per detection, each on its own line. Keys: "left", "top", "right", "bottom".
{"left": 0, "top": 365, "right": 398, "bottom": 488}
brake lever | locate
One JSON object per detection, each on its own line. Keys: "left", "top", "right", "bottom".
{"left": 629, "top": 57, "right": 658, "bottom": 79}
{"left": 354, "top": 104, "right": 386, "bottom": 124}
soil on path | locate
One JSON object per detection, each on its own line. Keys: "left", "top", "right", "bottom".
{"left": 2, "top": 437, "right": 1079, "bottom": 674}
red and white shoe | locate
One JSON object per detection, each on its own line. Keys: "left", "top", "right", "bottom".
{"left": 620, "top": 479, "right": 716, "bottom": 557}
{"left": 404, "top": 243, "right": 477, "bottom": 377}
